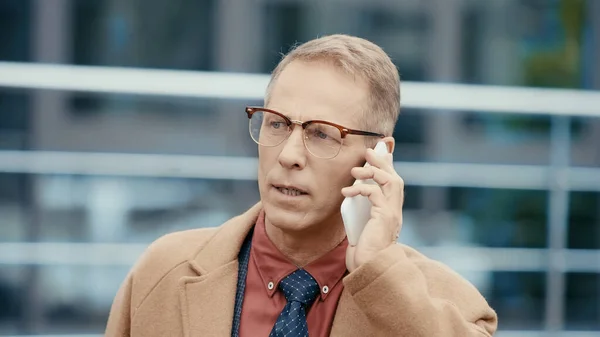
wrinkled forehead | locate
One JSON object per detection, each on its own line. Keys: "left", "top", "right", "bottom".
{"left": 266, "top": 60, "right": 369, "bottom": 128}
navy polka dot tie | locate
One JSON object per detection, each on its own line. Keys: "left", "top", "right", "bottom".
{"left": 269, "top": 269, "right": 320, "bottom": 337}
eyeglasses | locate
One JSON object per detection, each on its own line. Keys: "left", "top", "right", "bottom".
{"left": 246, "top": 107, "right": 385, "bottom": 159}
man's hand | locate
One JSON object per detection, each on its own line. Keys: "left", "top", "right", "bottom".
{"left": 341, "top": 147, "right": 404, "bottom": 272}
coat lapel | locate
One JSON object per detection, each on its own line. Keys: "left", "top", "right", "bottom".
{"left": 330, "top": 290, "right": 372, "bottom": 337}
{"left": 179, "top": 203, "right": 262, "bottom": 337}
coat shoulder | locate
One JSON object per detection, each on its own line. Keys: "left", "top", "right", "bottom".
{"left": 140, "top": 227, "right": 219, "bottom": 268}
{"left": 400, "top": 243, "right": 468, "bottom": 280}
{"left": 399, "top": 244, "right": 494, "bottom": 311}
{"left": 128, "top": 227, "right": 219, "bottom": 307}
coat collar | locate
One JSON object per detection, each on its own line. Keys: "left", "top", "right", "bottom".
{"left": 179, "top": 202, "right": 262, "bottom": 337}
{"left": 188, "top": 202, "right": 262, "bottom": 275}
{"left": 178, "top": 201, "right": 370, "bottom": 337}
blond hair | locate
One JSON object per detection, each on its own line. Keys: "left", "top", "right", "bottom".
{"left": 265, "top": 34, "right": 400, "bottom": 138}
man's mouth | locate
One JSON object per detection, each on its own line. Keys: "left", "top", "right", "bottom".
{"left": 273, "top": 185, "right": 308, "bottom": 196}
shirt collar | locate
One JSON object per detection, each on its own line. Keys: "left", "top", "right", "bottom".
{"left": 251, "top": 210, "right": 349, "bottom": 301}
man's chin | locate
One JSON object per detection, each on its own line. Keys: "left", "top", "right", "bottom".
{"left": 263, "top": 201, "right": 311, "bottom": 232}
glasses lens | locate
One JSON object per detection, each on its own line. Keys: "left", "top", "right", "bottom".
{"left": 304, "top": 122, "right": 343, "bottom": 158}
{"left": 249, "top": 110, "right": 290, "bottom": 146}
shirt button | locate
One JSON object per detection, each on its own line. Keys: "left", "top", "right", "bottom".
{"left": 322, "top": 285, "right": 329, "bottom": 294}
{"left": 268, "top": 281, "right": 274, "bottom": 290}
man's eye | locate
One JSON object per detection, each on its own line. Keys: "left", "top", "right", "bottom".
{"left": 314, "top": 129, "right": 329, "bottom": 139}
{"left": 270, "top": 121, "right": 284, "bottom": 129}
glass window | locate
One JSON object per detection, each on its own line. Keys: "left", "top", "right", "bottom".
{"left": 0, "top": 173, "right": 28, "bottom": 242}
{"left": 488, "top": 272, "right": 546, "bottom": 330}
{"left": 0, "top": 1, "right": 32, "bottom": 153}
{"left": 460, "top": 0, "right": 595, "bottom": 159}
{"left": 571, "top": 117, "right": 600, "bottom": 168}
{"left": 448, "top": 188, "right": 548, "bottom": 248}
{"left": 0, "top": 265, "right": 129, "bottom": 335}
{"left": 0, "top": 266, "right": 26, "bottom": 333}
{"left": 457, "top": 111, "right": 553, "bottom": 165}
{"left": 568, "top": 192, "right": 600, "bottom": 249}
{"left": 565, "top": 272, "right": 600, "bottom": 330}
{"left": 72, "top": 0, "right": 215, "bottom": 70}
{"left": 462, "top": 0, "right": 592, "bottom": 89}
{"left": 262, "top": 1, "right": 305, "bottom": 72}
{"left": 392, "top": 108, "right": 426, "bottom": 162}
{"left": 0, "top": 0, "right": 31, "bottom": 62}
{"left": 0, "top": 91, "right": 30, "bottom": 151}
{"left": 0, "top": 173, "right": 260, "bottom": 244}
{"left": 0, "top": 88, "right": 262, "bottom": 157}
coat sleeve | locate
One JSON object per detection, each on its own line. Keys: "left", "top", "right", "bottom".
{"left": 105, "top": 271, "right": 134, "bottom": 337}
{"left": 343, "top": 244, "right": 498, "bottom": 336}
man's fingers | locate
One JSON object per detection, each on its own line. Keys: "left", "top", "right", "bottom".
{"left": 365, "top": 148, "right": 395, "bottom": 175}
{"left": 351, "top": 166, "right": 405, "bottom": 198}
{"left": 341, "top": 183, "right": 386, "bottom": 207}
{"left": 351, "top": 166, "right": 391, "bottom": 184}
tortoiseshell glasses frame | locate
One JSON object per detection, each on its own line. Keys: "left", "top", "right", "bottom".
{"left": 246, "top": 106, "right": 385, "bottom": 159}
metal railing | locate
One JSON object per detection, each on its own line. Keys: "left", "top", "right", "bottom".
{"left": 1, "top": 62, "right": 599, "bottom": 116}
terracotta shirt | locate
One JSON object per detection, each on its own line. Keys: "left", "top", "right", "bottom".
{"left": 239, "top": 211, "right": 349, "bottom": 337}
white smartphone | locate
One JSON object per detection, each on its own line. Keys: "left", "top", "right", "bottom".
{"left": 341, "top": 141, "right": 390, "bottom": 246}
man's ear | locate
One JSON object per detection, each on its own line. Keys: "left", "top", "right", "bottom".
{"left": 381, "top": 136, "right": 395, "bottom": 154}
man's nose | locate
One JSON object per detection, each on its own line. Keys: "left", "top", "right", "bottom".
{"left": 277, "top": 126, "right": 307, "bottom": 169}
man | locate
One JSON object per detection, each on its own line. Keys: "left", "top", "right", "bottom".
{"left": 106, "top": 34, "right": 498, "bottom": 336}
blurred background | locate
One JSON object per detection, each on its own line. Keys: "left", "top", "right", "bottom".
{"left": 0, "top": 0, "right": 599, "bottom": 336}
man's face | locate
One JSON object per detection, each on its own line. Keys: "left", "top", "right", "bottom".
{"left": 258, "top": 60, "right": 370, "bottom": 233}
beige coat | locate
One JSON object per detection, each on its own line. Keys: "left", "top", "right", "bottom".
{"left": 105, "top": 203, "right": 498, "bottom": 336}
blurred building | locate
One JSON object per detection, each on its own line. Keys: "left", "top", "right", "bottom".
{"left": 0, "top": 0, "right": 599, "bottom": 336}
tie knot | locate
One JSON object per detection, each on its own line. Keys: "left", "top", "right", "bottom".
{"left": 279, "top": 269, "right": 319, "bottom": 305}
